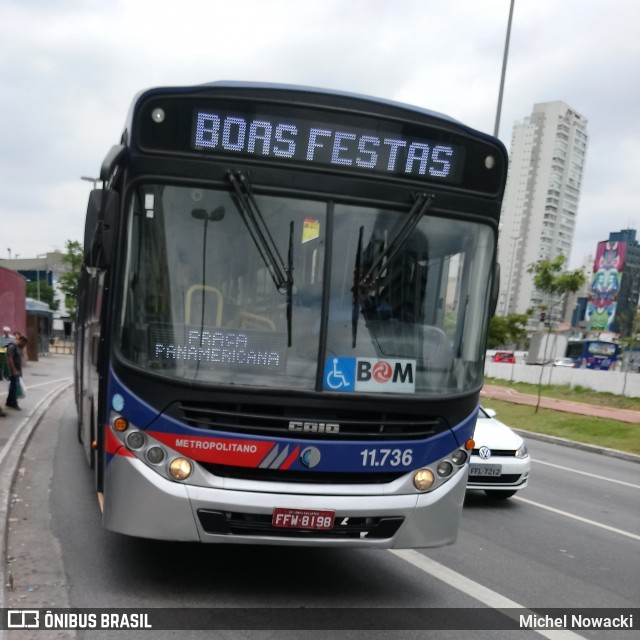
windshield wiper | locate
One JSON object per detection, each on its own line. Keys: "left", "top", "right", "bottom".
{"left": 228, "top": 171, "right": 292, "bottom": 292}
{"left": 351, "top": 192, "right": 434, "bottom": 347}
{"left": 227, "top": 170, "right": 294, "bottom": 345}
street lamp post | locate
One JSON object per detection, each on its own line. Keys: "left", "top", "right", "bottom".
{"left": 36, "top": 253, "right": 48, "bottom": 301}
{"left": 494, "top": 0, "right": 516, "bottom": 138}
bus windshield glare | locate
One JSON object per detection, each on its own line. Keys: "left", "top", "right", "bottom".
{"left": 119, "top": 182, "right": 494, "bottom": 395}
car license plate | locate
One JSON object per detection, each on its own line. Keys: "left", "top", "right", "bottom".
{"left": 272, "top": 508, "right": 335, "bottom": 530}
{"left": 469, "top": 464, "right": 502, "bottom": 477}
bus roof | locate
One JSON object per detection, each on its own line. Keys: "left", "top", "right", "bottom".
{"left": 125, "top": 80, "right": 500, "bottom": 145}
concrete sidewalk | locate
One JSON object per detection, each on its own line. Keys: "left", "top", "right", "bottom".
{"left": 481, "top": 384, "right": 640, "bottom": 424}
{"left": 0, "top": 353, "right": 73, "bottom": 614}
{"left": 0, "top": 353, "right": 74, "bottom": 444}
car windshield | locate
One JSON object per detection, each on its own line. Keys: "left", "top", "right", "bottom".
{"left": 117, "top": 184, "right": 495, "bottom": 397}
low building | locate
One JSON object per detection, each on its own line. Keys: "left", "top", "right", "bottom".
{"left": 0, "top": 266, "right": 26, "bottom": 335}
{"left": 26, "top": 298, "right": 53, "bottom": 361}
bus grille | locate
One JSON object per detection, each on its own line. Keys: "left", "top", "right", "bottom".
{"left": 197, "top": 464, "right": 404, "bottom": 484}
{"left": 197, "top": 509, "right": 404, "bottom": 539}
{"left": 172, "top": 401, "right": 447, "bottom": 441}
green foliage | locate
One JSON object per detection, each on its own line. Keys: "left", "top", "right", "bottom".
{"left": 482, "top": 398, "right": 640, "bottom": 455}
{"left": 57, "top": 240, "right": 83, "bottom": 321}
{"left": 25, "top": 280, "right": 59, "bottom": 311}
{"left": 487, "top": 313, "right": 529, "bottom": 349}
{"left": 619, "top": 307, "right": 640, "bottom": 344}
{"left": 527, "top": 254, "right": 586, "bottom": 298}
{"left": 484, "top": 377, "right": 640, "bottom": 411}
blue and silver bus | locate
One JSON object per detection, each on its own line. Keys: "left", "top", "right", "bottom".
{"left": 75, "top": 82, "right": 507, "bottom": 547}
{"left": 566, "top": 339, "right": 620, "bottom": 370}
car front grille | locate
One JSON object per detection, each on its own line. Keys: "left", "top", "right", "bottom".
{"left": 472, "top": 449, "right": 519, "bottom": 457}
{"left": 467, "top": 474, "right": 524, "bottom": 485}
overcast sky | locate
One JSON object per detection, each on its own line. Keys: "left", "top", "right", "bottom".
{"left": 1, "top": 0, "right": 638, "bottom": 268}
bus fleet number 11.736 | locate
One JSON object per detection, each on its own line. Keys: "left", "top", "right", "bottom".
{"left": 360, "top": 448, "right": 413, "bottom": 468}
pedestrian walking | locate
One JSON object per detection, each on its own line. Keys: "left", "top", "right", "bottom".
{"left": 0, "top": 326, "right": 11, "bottom": 416}
{"left": 6, "top": 335, "right": 28, "bottom": 411}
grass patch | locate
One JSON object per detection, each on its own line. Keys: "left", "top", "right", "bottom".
{"left": 483, "top": 399, "right": 640, "bottom": 455}
{"left": 484, "top": 377, "right": 640, "bottom": 412}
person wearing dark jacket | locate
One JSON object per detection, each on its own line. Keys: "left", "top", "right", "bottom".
{"left": 6, "top": 335, "right": 28, "bottom": 410}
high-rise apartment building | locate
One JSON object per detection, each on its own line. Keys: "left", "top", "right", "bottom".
{"left": 496, "top": 101, "right": 588, "bottom": 321}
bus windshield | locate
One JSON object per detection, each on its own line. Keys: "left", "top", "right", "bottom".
{"left": 118, "top": 182, "right": 494, "bottom": 396}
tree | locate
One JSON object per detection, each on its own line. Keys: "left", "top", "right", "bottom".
{"left": 527, "top": 254, "right": 586, "bottom": 320}
{"left": 57, "top": 240, "right": 83, "bottom": 322}
{"left": 527, "top": 254, "right": 586, "bottom": 410}
{"left": 487, "top": 313, "right": 529, "bottom": 349}
{"left": 25, "top": 280, "right": 59, "bottom": 311}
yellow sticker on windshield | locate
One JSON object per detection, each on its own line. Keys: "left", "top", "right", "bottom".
{"left": 302, "top": 218, "right": 320, "bottom": 243}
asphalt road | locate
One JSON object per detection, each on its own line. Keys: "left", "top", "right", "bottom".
{"left": 3, "top": 385, "right": 638, "bottom": 639}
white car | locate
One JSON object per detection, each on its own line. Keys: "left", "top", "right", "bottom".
{"left": 467, "top": 407, "right": 530, "bottom": 499}
{"left": 553, "top": 357, "right": 576, "bottom": 368}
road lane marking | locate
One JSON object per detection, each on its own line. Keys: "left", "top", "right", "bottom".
{"left": 391, "top": 549, "right": 586, "bottom": 640}
{"left": 513, "top": 496, "right": 640, "bottom": 541}
{"left": 0, "top": 377, "right": 73, "bottom": 398}
{"left": 532, "top": 459, "right": 640, "bottom": 490}
{"left": 23, "top": 376, "right": 73, "bottom": 390}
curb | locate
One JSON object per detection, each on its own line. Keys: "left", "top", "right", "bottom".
{"left": 0, "top": 380, "right": 73, "bottom": 616}
{"left": 513, "top": 428, "right": 640, "bottom": 464}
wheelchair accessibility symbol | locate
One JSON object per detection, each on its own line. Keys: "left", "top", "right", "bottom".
{"left": 323, "top": 357, "right": 355, "bottom": 391}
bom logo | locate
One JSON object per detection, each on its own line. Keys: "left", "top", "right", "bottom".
{"left": 356, "top": 360, "right": 413, "bottom": 384}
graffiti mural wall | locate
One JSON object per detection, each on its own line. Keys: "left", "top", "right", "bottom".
{"left": 586, "top": 240, "right": 626, "bottom": 331}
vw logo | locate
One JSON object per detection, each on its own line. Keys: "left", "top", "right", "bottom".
{"left": 478, "top": 446, "right": 492, "bottom": 460}
{"left": 300, "top": 446, "right": 321, "bottom": 468}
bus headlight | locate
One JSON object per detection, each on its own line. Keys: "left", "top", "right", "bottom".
{"left": 413, "top": 469, "right": 435, "bottom": 491}
{"left": 126, "top": 431, "right": 146, "bottom": 450}
{"left": 451, "top": 449, "right": 468, "bottom": 466}
{"left": 169, "top": 458, "right": 193, "bottom": 481}
{"left": 146, "top": 446, "right": 166, "bottom": 465}
{"left": 437, "top": 461, "right": 453, "bottom": 477}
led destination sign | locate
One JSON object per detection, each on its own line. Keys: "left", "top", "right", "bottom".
{"left": 150, "top": 326, "right": 287, "bottom": 373}
{"left": 191, "top": 109, "right": 465, "bottom": 183}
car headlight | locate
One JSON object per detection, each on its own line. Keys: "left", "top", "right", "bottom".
{"left": 515, "top": 444, "right": 528, "bottom": 459}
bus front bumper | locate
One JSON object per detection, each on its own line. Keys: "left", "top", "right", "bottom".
{"left": 103, "top": 456, "right": 468, "bottom": 548}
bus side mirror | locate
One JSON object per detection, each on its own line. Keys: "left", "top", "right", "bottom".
{"left": 490, "top": 262, "right": 500, "bottom": 317}
{"left": 84, "top": 189, "right": 118, "bottom": 269}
